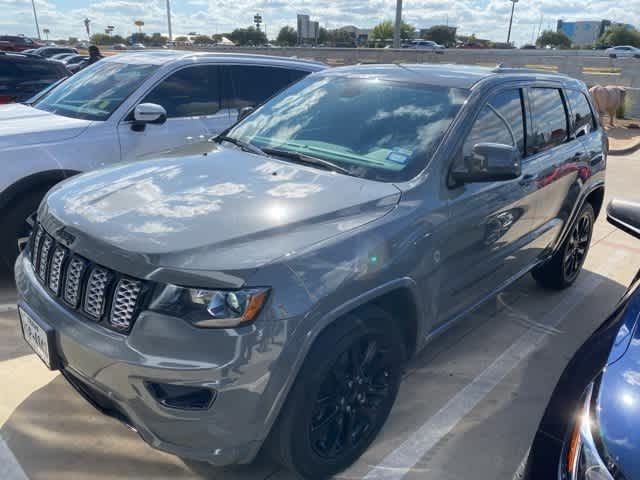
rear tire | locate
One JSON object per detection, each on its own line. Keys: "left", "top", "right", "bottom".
{"left": 268, "top": 305, "right": 405, "bottom": 479}
{"left": 0, "top": 187, "right": 50, "bottom": 272}
{"left": 532, "top": 202, "right": 595, "bottom": 290}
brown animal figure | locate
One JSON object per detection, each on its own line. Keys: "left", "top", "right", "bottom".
{"left": 589, "top": 85, "right": 627, "bottom": 127}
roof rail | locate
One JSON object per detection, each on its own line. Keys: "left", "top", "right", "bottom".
{"left": 491, "top": 65, "right": 560, "bottom": 75}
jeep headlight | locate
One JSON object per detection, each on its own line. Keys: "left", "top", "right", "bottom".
{"left": 150, "top": 285, "right": 270, "bottom": 328}
{"left": 562, "top": 382, "right": 615, "bottom": 480}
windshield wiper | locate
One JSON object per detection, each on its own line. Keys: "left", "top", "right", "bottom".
{"left": 262, "top": 148, "right": 350, "bottom": 175}
{"left": 215, "top": 135, "right": 266, "bottom": 156}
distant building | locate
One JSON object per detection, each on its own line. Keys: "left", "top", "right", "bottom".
{"left": 557, "top": 19, "right": 635, "bottom": 46}
{"left": 338, "top": 25, "right": 371, "bottom": 45}
{"left": 297, "top": 14, "right": 319, "bottom": 44}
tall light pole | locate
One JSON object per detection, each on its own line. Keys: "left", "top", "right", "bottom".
{"left": 506, "top": 0, "right": 519, "bottom": 46}
{"left": 393, "top": 0, "right": 402, "bottom": 48}
{"left": 166, "top": 0, "right": 173, "bottom": 41}
{"left": 31, "top": 0, "right": 41, "bottom": 40}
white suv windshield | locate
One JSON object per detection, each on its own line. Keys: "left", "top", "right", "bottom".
{"left": 228, "top": 75, "right": 468, "bottom": 182}
{"left": 33, "top": 61, "right": 157, "bottom": 121}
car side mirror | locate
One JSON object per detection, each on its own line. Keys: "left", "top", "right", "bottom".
{"left": 450, "top": 143, "right": 521, "bottom": 185}
{"left": 131, "top": 103, "right": 167, "bottom": 131}
{"left": 607, "top": 199, "right": 640, "bottom": 240}
{"left": 238, "top": 106, "right": 254, "bottom": 122}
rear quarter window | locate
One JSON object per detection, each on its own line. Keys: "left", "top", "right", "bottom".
{"left": 565, "top": 89, "right": 596, "bottom": 136}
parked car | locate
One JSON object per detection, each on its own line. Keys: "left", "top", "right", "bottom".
{"left": 15, "top": 64, "right": 606, "bottom": 478}
{"left": 0, "top": 51, "right": 326, "bottom": 268}
{"left": 112, "top": 43, "right": 128, "bottom": 50}
{"left": 49, "top": 52, "right": 76, "bottom": 62}
{"left": 130, "top": 43, "right": 146, "bottom": 50}
{"left": 61, "top": 54, "right": 88, "bottom": 66}
{"left": 0, "top": 35, "right": 42, "bottom": 52}
{"left": 606, "top": 45, "right": 640, "bottom": 58}
{"left": 406, "top": 39, "right": 445, "bottom": 50}
{"left": 520, "top": 44, "right": 537, "bottom": 49}
{"left": 31, "top": 46, "right": 78, "bottom": 58}
{"left": 524, "top": 199, "right": 640, "bottom": 480}
{"left": 0, "top": 51, "right": 69, "bottom": 104}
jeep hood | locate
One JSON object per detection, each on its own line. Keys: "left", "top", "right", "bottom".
{"left": 42, "top": 145, "right": 400, "bottom": 275}
{"left": 0, "top": 103, "right": 91, "bottom": 149}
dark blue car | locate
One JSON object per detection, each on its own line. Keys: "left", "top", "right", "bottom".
{"left": 525, "top": 199, "right": 640, "bottom": 480}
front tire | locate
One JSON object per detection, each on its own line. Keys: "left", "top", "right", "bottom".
{"left": 0, "top": 187, "right": 50, "bottom": 272}
{"left": 269, "top": 306, "right": 405, "bottom": 479}
{"left": 532, "top": 202, "right": 595, "bottom": 290}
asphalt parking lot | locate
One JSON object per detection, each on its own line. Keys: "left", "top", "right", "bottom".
{"left": 1, "top": 149, "right": 639, "bottom": 480}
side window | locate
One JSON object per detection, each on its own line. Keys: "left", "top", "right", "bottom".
{"left": 17, "top": 61, "right": 62, "bottom": 78}
{"left": 462, "top": 88, "right": 525, "bottom": 162}
{"left": 530, "top": 87, "right": 568, "bottom": 152}
{"left": 221, "top": 65, "right": 293, "bottom": 110}
{"left": 566, "top": 89, "right": 596, "bottom": 136}
{"left": 288, "top": 69, "right": 310, "bottom": 83}
{"left": 142, "top": 65, "right": 220, "bottom": 118}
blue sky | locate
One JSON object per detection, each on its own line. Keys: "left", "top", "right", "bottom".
{"left": 2, "top": 0, "right": 636, "bottom": 45}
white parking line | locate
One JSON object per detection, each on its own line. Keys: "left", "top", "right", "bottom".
{"left": 364, "top": 251, "right": 626, "bottom": 480}
{"left": 0, "top": 437, "right": 28, "bottom": 480}
{"left": 0, "top": 303, "right": 17, "bottom": 313}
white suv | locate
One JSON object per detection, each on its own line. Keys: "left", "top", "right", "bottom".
{"left": 0, "top": 51, "right": 325, "bottom": 268}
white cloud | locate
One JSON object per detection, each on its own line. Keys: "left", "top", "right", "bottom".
{"left": 2, "top": 0, "right": 638, "bottom": 46}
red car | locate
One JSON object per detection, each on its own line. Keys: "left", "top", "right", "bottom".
{"left": 0, "top": 35, "right": 42, "bottom": 52}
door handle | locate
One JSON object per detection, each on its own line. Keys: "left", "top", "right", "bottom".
{"left": 519, "top": 174, "right": 534, "bottom": 186}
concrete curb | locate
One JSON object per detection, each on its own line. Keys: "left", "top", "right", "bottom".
{"left": 609, "top": 139, "right": 640, "bottom": 155}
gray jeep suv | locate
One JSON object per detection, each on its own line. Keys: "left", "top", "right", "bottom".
{"left": 15, "top": 64, "right": 606, "bottom": 478}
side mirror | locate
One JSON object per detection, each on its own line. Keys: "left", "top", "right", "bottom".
{"left": 607, "top": 199, "right": 640, "bottom": 240}
{"left": 451, "top": 143, "right": 521, "bottom": 185}
{"left": 132, "top": 103, "right": 167, "bottom": 131}
{"left": 238, "top": 106, "right": 254, "bottom": 122}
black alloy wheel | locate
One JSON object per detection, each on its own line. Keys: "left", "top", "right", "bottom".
{"left": 563, "top": 211, "right": 592, "bottom": 283}
{"left": 309, "top": 335, "right": 394, "bottom": 459}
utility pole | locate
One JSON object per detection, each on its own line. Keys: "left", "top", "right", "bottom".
{"left": 393, "top": 0, "right": 402, "bottom": 48}
{"left": 506, "top": 0, "right": 518, "bottom": 46}
{"left": 31, "top": 0, "right": 41, "bottom": 40}
{"left": 166, "top": 0, "right": 173, "bottom": 41}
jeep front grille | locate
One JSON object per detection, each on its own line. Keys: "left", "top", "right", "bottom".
{"left": 29, "top": 223, "right": 147, "bottom": 333}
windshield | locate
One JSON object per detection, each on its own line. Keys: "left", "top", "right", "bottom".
{"left": 33, "top": 61, "right": 157, "bottom": 121}
{"left": 227, "top": 75, "right": 468, "bottom": 182}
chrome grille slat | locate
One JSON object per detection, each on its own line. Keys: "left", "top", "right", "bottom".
{"left": 64, "top": 257, "right": 86, "bottom": 308}
{"left": 110, "top": 278, "right": 142, "bottom": 331}
{"left": 48, "top": 246, "right": 67, "bottom": 295}
{"left": 37, "top": 235, "right": 53, "bottom": 280}
{"left": 83, "top": 267, "right": 111, "bottom": 319}
{"left": 29, "top": 222, "right": 145, "bottom": 333}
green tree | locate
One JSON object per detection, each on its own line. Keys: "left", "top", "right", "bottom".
{"left": 130, "top": 32, "right": 150, "bottom": 45}
{"left": 229, "top": 26, "right": 267, "bottom": 46}
{"left": 371, "top": 20, "right": 414, "bottom": 41}
{"left": 421, "top": 25, "right": 456, "bottom": 47}
{"left": 149, "top": 32, "right": 167, "bottom": 46}
{"left": 325, "top": 29, "right": 355, "bottom": 47}
{"left": 68, "top": 36, "right": 79, "bottom": 45}
{"left": 192, "top": 34, "right": 212, "bottom": 44}
{"left": 597, "top": 25, "right": 640, "bottom": 48}
{"left": 277, "top": 26, "right": 297, "bottom": 46}
{"left": 536, "top": 29, "right": 571, "bottom": 49}
{"left": 175, "top": 35, "right": 189, "bottom": 42}
{"left": 90, "top": 33, "right": 113, "bottom": 45}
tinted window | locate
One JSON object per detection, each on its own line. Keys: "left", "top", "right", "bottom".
{"left": 566, "top": 89, "right": 596, "bottom": 135}
{"left": 17, "top": 61, "right": 63, "bottom": 78}
{"left": 288, "top": 69, "right": 310, "bottom": 83}
{"left": 142, "top": 65, "right": 220, "bottom": 118}
{"left": 530, "top": 88, "right": 568, "bottom": 152}
{"left": 228, "top": 76, "right": 468, "bottom": 182}
{"left": 221, "top": 65, "right": 293, "bottom": 110}
{"left": 0, "top": 61, "right": 20, "bottom": 79}
{"left": 463, "top": 88, "right": 525, "bottom": 161}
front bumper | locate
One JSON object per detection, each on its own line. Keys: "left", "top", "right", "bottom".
{"left": 15, "top": 253, "right": 297, "bottom": 465}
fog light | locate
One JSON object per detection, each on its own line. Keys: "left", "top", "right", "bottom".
{"left": 145, "top": 382, "right": 216, "bottom": 410}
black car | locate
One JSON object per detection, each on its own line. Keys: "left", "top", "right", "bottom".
{"left": 524, "top": 199, "right": 640, "bottom": 480}
{"left": 31, "top": 46, "right": 78, "bottom": 58}
{"left": 0, "top": 52, "right": 69, "bottom": 104}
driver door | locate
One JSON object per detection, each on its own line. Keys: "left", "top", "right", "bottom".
{"left": 118, "top": 65, "right": 232, "bottom": 162}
